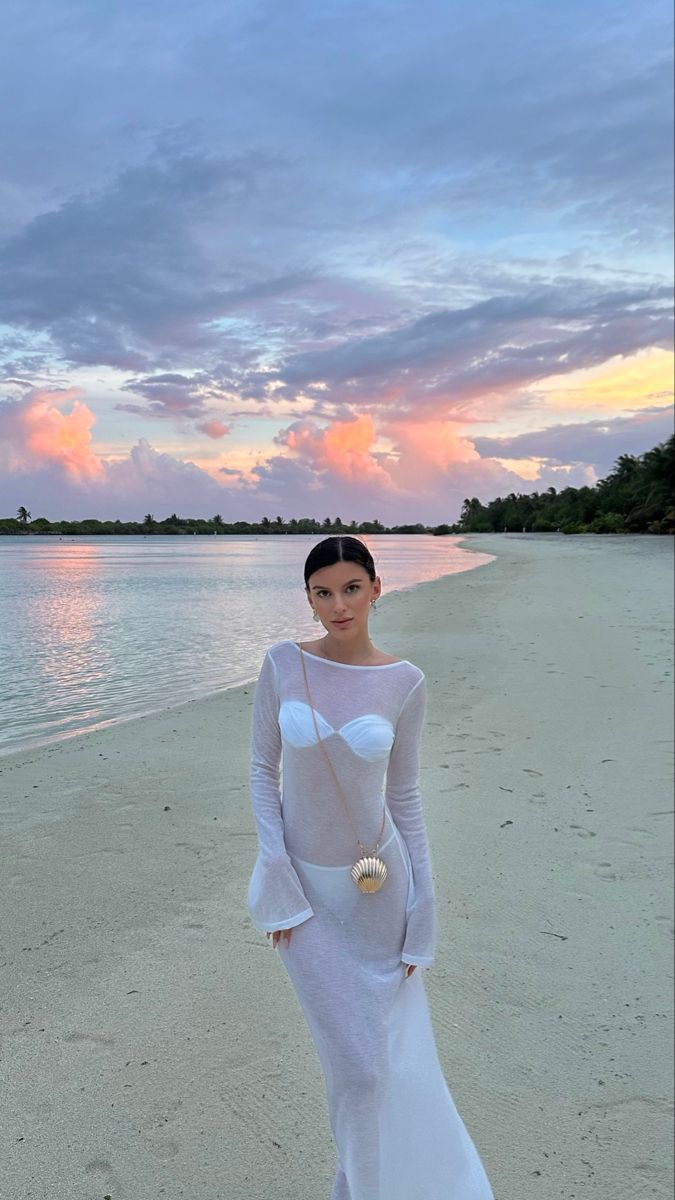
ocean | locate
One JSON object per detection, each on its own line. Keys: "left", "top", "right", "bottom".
{"left": 0, "top": 533, "right": 490, "bottom": 756}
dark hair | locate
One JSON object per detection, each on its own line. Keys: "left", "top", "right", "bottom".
{"left": 303, "top": 536, "right": 376, "bottom": 589}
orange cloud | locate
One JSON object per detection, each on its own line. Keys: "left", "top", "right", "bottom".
{"left": 283, "top": 414, "right": 392, "bottom": 485}
{"left": 21, "top": 389, "right": 105, "bottom": 481}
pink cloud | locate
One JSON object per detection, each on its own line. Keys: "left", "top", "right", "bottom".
{"left": 195, "top": 419, "right": 232, "bottom": 439}
{"left": 382, "top": 419, "right": 480, "bottom": 489}
{"left": 1, "top": 381, "right": 667, "bottom": 525}
{"left": 277, "top": 413, "right": 394, "bottom": 487}
{"left": 2, "top": 389, "right": 105, "bottom": 482}
{"left": 0, "top": 390, "right": 231, "bottom": 519}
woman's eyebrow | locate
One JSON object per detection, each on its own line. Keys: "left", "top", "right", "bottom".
{"left": 310, "top": 578, "right": 362, "bottom": 590}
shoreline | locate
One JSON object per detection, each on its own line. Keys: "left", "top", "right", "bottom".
{"left": 0, "top": 533, "right": 672, "bottom": 1198}
{"left": 0, "top": 534, "right": 495, "bottom": 760}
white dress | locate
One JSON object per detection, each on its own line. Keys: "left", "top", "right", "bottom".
{"left": 247, "top": 639, "right": 495, "bottom": 1200}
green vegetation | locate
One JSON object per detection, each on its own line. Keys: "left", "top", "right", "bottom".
{"left": 3, "top": 512, "right": 407, "bottom": 536}
{"left": 3, "top": 435, "right": 673, "bottom": 536}
{"left": 456, "top": 434, "right": 674, "bottom": 535}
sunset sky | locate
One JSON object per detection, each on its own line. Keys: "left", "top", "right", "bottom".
{"left": 0, "top": 0, "right": 673, "bottom": 525}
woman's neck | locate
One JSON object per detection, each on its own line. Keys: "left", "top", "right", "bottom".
{"left": 318, "top": 633, "right": 378, "bottom": 665}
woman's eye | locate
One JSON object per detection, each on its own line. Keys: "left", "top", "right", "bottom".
{"left": 316, "top": 585, "right": 359, "bottom": 596}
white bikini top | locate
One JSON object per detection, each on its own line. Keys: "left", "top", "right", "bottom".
{"left": 279, "top": 699, "right": 395, "bottom": 763}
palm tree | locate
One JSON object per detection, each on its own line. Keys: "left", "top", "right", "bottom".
{"left": 16, "top": 507, "right": 31, "bottom": 524}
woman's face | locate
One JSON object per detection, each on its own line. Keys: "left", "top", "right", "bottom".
{"left": 306, "top": 561, "right": 381, "bottom": 636}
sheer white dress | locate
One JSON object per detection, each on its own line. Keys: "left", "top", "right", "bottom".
{"left": 247, "top": 639, "right": 494, "bottom": 1200}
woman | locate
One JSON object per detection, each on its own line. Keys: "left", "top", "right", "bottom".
{"left": 247, "top": 535, "right": 495, "bottom": 1199}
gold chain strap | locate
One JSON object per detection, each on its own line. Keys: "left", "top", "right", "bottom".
{"left": 297, "top": 644, "right": 387, "bottom": 856}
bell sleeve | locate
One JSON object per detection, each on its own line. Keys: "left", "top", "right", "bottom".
{"left": 385, "top": 673, "right": 437, "bottom": 967}
{"left": 247, "top": 648, "right": 315, "bottom": 933}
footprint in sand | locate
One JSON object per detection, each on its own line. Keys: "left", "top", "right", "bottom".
{"left": 142, "top": 1132, "right": 181, "bottom": 1160}
{"left": 595, "top": 862, "right": 620, "bottom": 881}
{"left": 626, "top": 826, "right": 658, "bottom": 840}
{"left": 84, "top": 1158, "right": 124, "bottom": 1194}
{"left": 63, "top": 1031, "right": 115, "bottom": 1048}
{"left": 569, "top": 823, "right": 597, "bottom": 838}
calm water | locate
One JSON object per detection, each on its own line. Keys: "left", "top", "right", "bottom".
{"left": 0, "top": 534, "right": 492, "bottom": 756}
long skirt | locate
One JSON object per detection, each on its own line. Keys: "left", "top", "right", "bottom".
{"left": 277, "top": 811, "right": 495, "bottom": 1200}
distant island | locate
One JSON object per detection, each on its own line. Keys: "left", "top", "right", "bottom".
{"left": 3, "top": 435, "right": 673, "bottom": 536}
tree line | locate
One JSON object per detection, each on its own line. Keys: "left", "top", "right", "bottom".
{"left": 457, "top": 434, "right": 673, "bottom": 535}
{"left": 3, "top": 434, "right": 673, "bottom": 536}
{"left": 5, "top": 512, "right": 430, "bottom": 536}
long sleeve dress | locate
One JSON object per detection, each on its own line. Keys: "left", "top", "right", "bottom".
{"left": 247, "top": 639, "right": 495, "bottom": 1200}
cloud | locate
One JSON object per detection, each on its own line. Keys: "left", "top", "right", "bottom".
{"left": 275, "top": 414, "right": 393, "bottom": 486}
{"left": 380, "top": 420, "right": 480, "bottom": 490}
{"left": 104, "top": 438, "right": 231, "bottom": 510}
{"left": 0, "top": 152, "right": 312, "bottom": 372}
{"left": 115, "top": 373, "right": 212, "bottom": 421}
{"left": 0, "top": 389, "right": 236, "bottom": 519}
{"left": 1, "top": 383, "right": 670, "bottom": 524}
{"left": 0, "top": 388, "right": 104, "bottom": 481}
{"left": 1, "top": 0, "right": 671, "bottom": 387}
{"left": 277, "top": 281, "right": 673, "bottom": 395}
{"left": 196, "top": 420, "right": 232, "bottom": 439}
{"left": 472, "top": 405, "right": 674, "bottom": 476}
{"left": 0, "top": 0, "right": 671, "bottom": 523}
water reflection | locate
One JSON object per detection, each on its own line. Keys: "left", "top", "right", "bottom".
{"left": 35, "top": 574, "right": 107, "bottom": 694}
{"left": 0, "top": 535, "right": 494, "bottom": 756}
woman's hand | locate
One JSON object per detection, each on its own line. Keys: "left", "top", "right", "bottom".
{"left": 266, "top": 928, "right": 292, "bottom": 948}
{"left": 267, "top": 928, "right": 417, "bottom": 979}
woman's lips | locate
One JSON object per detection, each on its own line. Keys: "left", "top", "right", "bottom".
{"left": 333, "top": 618, "right": 353, "bottom": 626}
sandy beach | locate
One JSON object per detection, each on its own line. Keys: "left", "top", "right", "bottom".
{"left": 1, "top": 533, "right": 672, "bottom": 1200}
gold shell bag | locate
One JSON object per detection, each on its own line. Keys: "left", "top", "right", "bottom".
{"left": 350, "top": 855, "right": 388, "bottom": 892}
{"left": 297, "top": 644, "right": 388, "bottom": 894}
